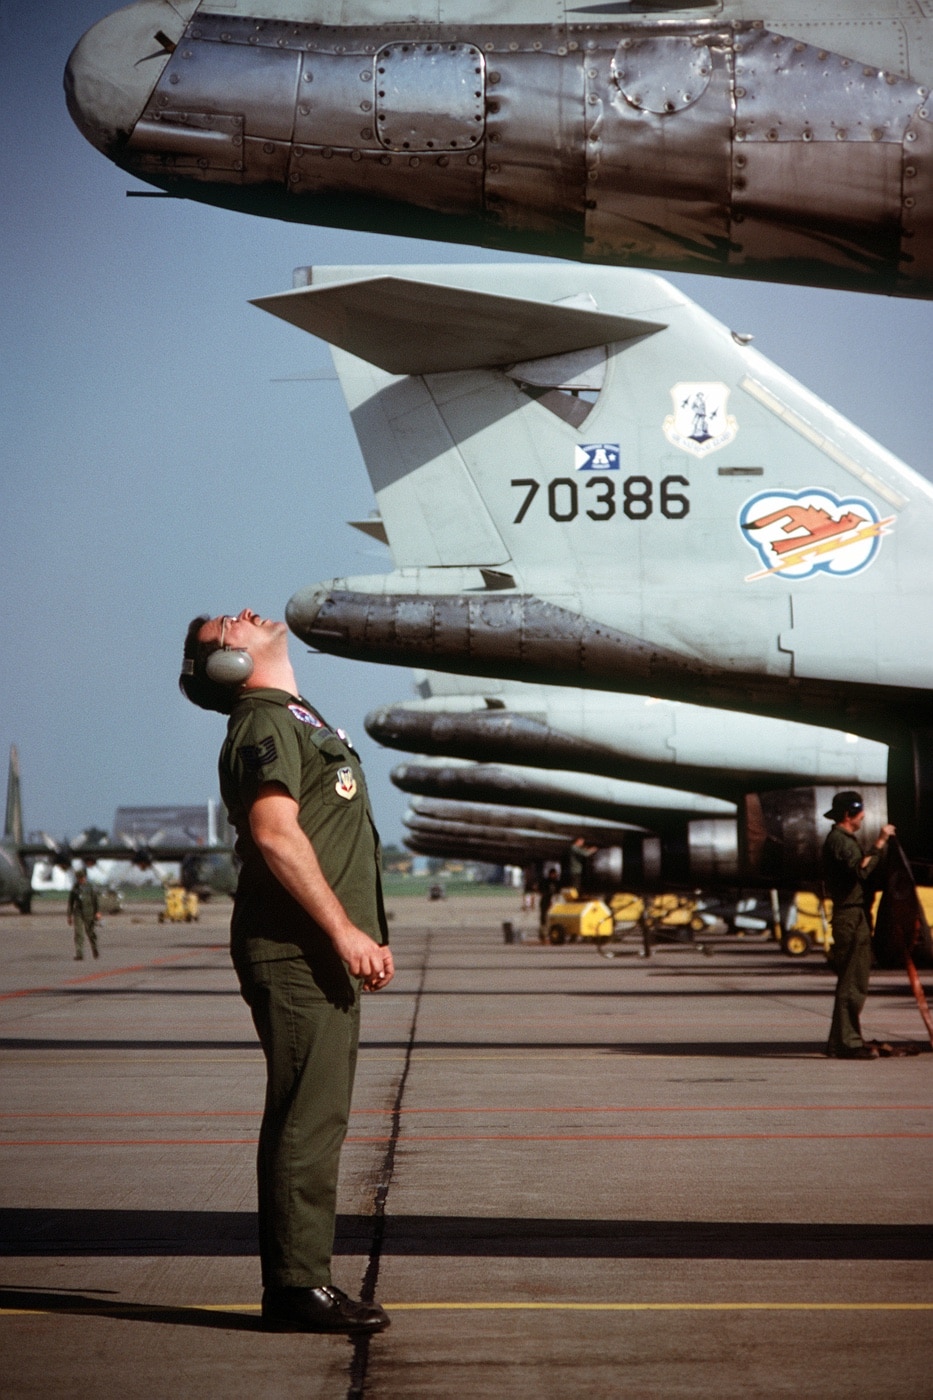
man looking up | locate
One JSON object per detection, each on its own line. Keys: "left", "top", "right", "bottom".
{"left": 179, "top": 608, "right": 393, "bottom": 1333}
{"left": 822, "top": 790, "right": 895, "bottom": 1061}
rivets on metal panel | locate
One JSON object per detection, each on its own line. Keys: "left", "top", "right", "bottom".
{"left": 360, "top": 70, "right": 372, "bottom": 81}
{"left": 487, "top": 100, "right": 500, "bottom": 113}
{"left": 299, "top": 104, "right": 310, "bottom": 116}
{"left": 410, "top": 157, "right": 420, "bottom": 167}
{"left": 303, "top": 71, "right": 312, "bottom": 82}
{"left": 802, "top": 128, "right": 812, "bottom": 142}
{"left": 870, "top": 128, "right": 884, "bottom": 142}
{"left": 380, "top": 154, "right": 391, "bottom": 165}
{"left": 490, "top": 132, "right": 501, "bottom": 142}
{"left": 905, "top": 195, "right": 916, "bottom": 208}
{"left": 289, "top": 171, "right": 300, "bottom": 182}
{"left": 489, "top": 163, "right": 500, "bottom": 173}
{"left": 906, "top": 130, "right": 918, "bottom": 142}
{"left": 485, "top": 42, "right": 495, "bottom": 52}
{"left": 361, "top": 100, "right": 372, "bottom": 112}
{"left": 557, "top": 46, "right": 567, "bottom": 55}
{"left": 361, "top": 127, "right": 373, "bottom": 140}
{"left": 588, "top": 94, "right": 599, "bottom": 105}
{"left": 264, "top": 142, "right": 274, "bottom": 154}
{"left": 351, "top": 149, "right": 361, "bottom": 161}
{"left": 489, "top": 71, "right": 501, "bottom": 83}
{"left": 438, "top": 155, "right": 449, "bottom": 166}
{"left": 182, "top": 49, "right": 191, "bottom": 59}
{"left": 294, "top": 145, "right": 305, "bottom": 157}
{"left": 157, "top": 93, "right": 169, "bottom": 107}
{"left": 906, "top": 165, "right": 917, "bottom": 177}
{"left": 169, "top": 73, "right": 180, "bottom": 84}
{"left": 735, "top": 86, "right": 746, "bottom": 98}
{"left": 734, "top": 154, "right": 746, "bottom": 168}
{"left": 509, "top": 41, "right": 518, "bottom": 51}
{"left": 735, "top": 130, "right": 746, "bottom": 141}
{"left": 766, "top": 128, "right": 779, "bottom": 141}
{"left": 533, "top": 41, "right": 542, "bottom": 51}
{"left": 588, "top": 68, "right": 598, "bottom": 78}
{"left": 835, "top": 129, "right": 847, "bottom": 140}
{"left": 321, "top": 147, "right": 333, "bottom": 159}
{"left": 198, "top": 157, "right": 208, "bottom": 168}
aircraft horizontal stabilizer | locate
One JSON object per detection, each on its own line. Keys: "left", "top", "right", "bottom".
{"left": 252, "top": 276, "right": 664, "bottom": 376}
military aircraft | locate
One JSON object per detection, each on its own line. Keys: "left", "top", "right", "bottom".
{"left": 67, "top": 0, "right": 933, "bottom": 298}
{"left": 248, "top": 262, "right": 933, "bottom": 866}
{"left": 0, "top": 746, "right": 237, "bottom": 909}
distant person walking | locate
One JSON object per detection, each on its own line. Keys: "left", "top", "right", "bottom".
{"left": 821, "top": 791, "right": 895, "bottom": 1060}
{"left": 67, "top": 869, "right": 100, "bottom": 960}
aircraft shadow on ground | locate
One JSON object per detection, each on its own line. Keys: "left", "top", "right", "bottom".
{"left": 2, "top": 1210, "right": 930, "bottom": 1261}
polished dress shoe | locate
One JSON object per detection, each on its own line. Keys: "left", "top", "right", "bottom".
{"left": 826, "top": 1044, "right": 880, "bottom": 1060}
{"left": 261, "top": 1284, "right": 390, "bottom": 1333}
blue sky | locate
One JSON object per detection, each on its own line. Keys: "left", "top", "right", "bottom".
{"left": 1, "top": 1, "right": 931, "bottom": 845}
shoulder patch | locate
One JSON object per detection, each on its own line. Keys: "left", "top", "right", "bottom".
{"left": 288, "top": 703, "right": 322, "bottom": 728}
{"left": 240, "top": 736, "right": 279, "bottom": 772}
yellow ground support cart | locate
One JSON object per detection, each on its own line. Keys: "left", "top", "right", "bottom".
{"left": 546, "top": 898, "right": 614, "bottom": 944}
{"left": 784, "top": 887, "right": 933, "bottom": 957}
{"left": 159, "top": 886, "right": 199, "bottom": 923}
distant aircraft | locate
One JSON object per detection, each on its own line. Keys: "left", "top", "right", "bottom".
{"left": 250, "top": 263, "right": 933, "bottom": 866}
{"left": 67, "top": 1, "right": 933, "bottom": 297}
{"left": 0, "top": 746, "right": 237, "bottom": 910}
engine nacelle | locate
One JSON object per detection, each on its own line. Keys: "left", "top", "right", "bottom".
{"left": 740, "top": 785, "right": 888, "bottom": 887}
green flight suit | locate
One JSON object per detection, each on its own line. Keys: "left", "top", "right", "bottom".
{"left": 67, "top": 879, "right": 99, "bottom": 959}
{"left": 822, "top": 825, "right": 882, "bottom": 1054}
{"left": 219, "top": 689, "right": 388, "bottom": 1290}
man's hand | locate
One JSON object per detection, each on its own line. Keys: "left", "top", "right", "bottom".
{"left": 328, "top": 927, "right": 395, "bottom": 991}
{"left": 876, "top": 823, "right": 897, "bottom": 848}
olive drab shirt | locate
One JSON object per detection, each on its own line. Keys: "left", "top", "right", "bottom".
{"left": 68, "top": 881, "right": 98, "bottom": 922}
{"left": 219, "top": 688, "right": 388, "bottom": 963}
{"left": 822, "top": 825, "right": 882, "bottom": 914}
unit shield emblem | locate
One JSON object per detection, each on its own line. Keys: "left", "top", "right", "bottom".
{"left": 663, "top": 382, "right": 737, "bottom": 457}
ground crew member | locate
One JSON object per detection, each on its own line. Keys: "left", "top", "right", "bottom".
{"left": 179, "top": 608, "right": 393, "bottom": 1334}
{"left": 67, "top": 869, "right": 100, "bottom": 960}
{"left": 822, "top": 791, "right": 895, "bottom": 1060}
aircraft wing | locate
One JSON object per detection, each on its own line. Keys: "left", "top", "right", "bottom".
{"left": 251, "top": 275, "right": 664, "bottom": 376}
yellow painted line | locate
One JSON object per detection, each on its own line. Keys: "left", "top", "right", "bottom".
{"left": 4, "top": 1302, "right": 933, "bottom": 1317}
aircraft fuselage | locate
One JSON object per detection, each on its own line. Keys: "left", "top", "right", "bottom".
{"left": 67, "top": 3, "right": 933, "bottom": 296}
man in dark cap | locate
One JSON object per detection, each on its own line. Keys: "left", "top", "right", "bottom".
{"left": 821, "top": 791, "right": 895, "bottom": 1059}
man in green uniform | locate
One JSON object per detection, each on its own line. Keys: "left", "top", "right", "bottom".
{"left": 67, "top": 869, "right": 100, "bottom": 960}
{"left": 179, "top": 608, "right": 394, "bottom": 1333}
{"left": 822, "top": 791, "right": 895, "bottom": 1060}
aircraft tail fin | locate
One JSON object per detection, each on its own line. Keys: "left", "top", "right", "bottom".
{"left": 5, "top": 746, "right": 23, "bottom": 848}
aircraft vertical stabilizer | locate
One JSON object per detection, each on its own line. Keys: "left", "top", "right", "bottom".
{"left": 5, "top": 746, "right": 24, "bottom": 848}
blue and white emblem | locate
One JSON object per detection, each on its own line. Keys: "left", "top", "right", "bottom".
{"left": 663, "top": 382, "right": 737, "bottom": 457}
{"left": 574, "top": 443, "right": 620, "bottom": 472}
{"left": 288, "top": 704, "right": 322, "bottom": 727}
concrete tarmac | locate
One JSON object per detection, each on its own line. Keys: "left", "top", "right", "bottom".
{"left": 1, "top": 893, "right": 931, "bottom": 1399}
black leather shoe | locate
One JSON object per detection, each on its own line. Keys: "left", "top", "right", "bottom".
{"left": 826, "top": 1044, "right": 880, "bottom": 1060}
{"left": 261, "top": 1285, "right": 390, "bottom": 1333}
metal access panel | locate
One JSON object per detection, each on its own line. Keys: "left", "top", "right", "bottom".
{"left": 583, "top": 32, "right": 733, "bottom": 270}
{"left": 375, "top": 42, "right": 485, "bottom": 152}
{"left": 148, "top": 30, "right": 301, "bottom": 142}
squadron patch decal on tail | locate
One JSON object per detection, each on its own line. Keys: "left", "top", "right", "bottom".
{"left": 663, "top": 383, "right": 737, "bottom": 458}
{"left": 739, "top": 490, "right": 894, "bottom": 582}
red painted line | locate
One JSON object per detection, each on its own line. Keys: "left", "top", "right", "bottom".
{"left": 3, "top": 1132, "right": 931, "bottom": 1147}
{"left": 0, "top": 1103, "right": 929, "bottom": 1122}
{"left": 0, "top": 946, "right": 227, "bottom": 1001}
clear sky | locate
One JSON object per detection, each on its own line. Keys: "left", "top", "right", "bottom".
{"left": 2, "top": 1, "right": 931, "bottom": 845}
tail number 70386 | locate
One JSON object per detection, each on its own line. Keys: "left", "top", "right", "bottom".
{"left": 511, "top": 476, "right": 689, "bottom": 524}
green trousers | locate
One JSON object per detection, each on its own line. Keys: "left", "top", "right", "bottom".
{"left": 73, "top": 914, "right": 98, "bottom": 958}
{"left": 827, "top": 907, "right": 872, "bottom": 1052}
{"left": 235, "top": 950, "right": 360, "bottom": 1289}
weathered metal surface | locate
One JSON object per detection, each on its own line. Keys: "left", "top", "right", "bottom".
{"left": 69, "top": 5, "right": 933, "bottom": 293}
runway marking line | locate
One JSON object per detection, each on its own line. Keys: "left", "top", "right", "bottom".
{"left": 2, "top": 1301, "right": 932, "bottom": 1318}
{"left": 1, "top": 1103, "right": 929, "bottom": 1120}
{"left": 0, "top": 947, "right": 227, "bottom": 1002}
{"left": 3, "top": 1131, "right": 932, "bottom": 1147}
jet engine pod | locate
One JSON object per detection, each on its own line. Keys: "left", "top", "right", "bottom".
{"left": 740, "top": 785, "right": 888, "bottom": 886}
